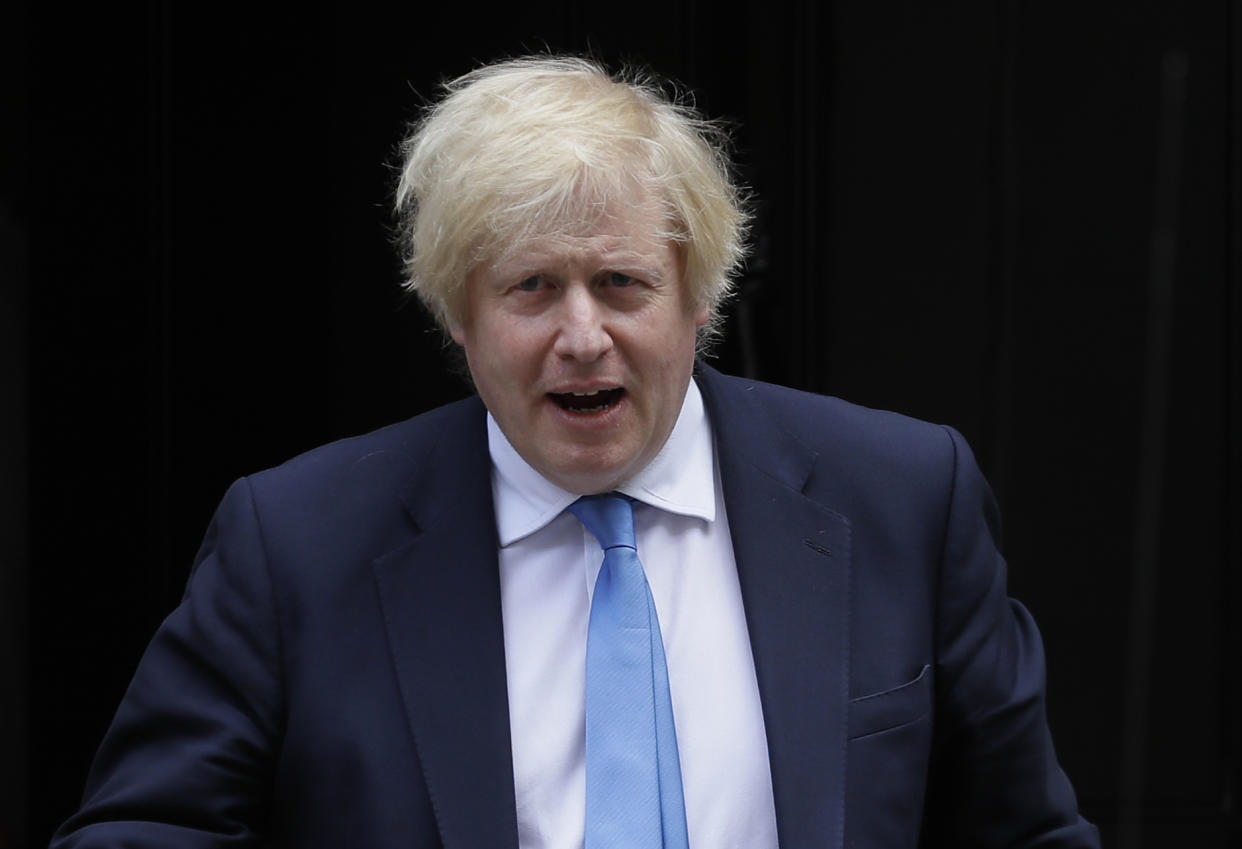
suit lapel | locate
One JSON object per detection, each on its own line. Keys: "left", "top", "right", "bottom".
{"left": 367, "top": 370, "right": 851, "bottom": 849}
{"left": 370, "top": 400, "right": 519, "bottom": 849}
{"left": 697, "top": 365, "right": 851, "bottom": 849}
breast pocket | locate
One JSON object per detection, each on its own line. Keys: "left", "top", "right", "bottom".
{"left": 845, "top": 665, "right": 933, "bottom": 848}
{"left": 848, "top": 664, "right": 932, "bottom": 739}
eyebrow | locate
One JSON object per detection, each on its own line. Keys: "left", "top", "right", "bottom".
{"left": 598, "top": 253, "right": 668, "bottom": 282}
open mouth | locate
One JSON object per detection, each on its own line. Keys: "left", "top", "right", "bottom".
{"left": 548, "top": 388, "right": 625, "bottom": 414}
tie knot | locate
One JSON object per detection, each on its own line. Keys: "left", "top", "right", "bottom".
{"left": 568, "top": 493, "right": 636, "bottom": 551}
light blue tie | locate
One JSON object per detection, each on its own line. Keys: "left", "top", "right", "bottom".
{"left": 570, "top": 494, "right": 690, "bottom": 849}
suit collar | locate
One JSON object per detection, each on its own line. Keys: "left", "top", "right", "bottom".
{"left": 694, "top": 362, "right": 817, "bottom": 492}
{"left": 696, "top": 363, "right": 851, "bottom": 849}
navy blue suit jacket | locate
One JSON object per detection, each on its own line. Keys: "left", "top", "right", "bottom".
{"left": 53, "top": 364, "right": 1099, "bottom": 848}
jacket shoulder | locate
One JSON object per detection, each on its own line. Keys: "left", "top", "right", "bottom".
{"left": 213, "top": 395, "right": 489, "bottom": 565}
{"left": 698, "top": 366, "right": 960, "bottom": 479}
{"left": 245, "top": 395, "right": 485, "bottom": 500}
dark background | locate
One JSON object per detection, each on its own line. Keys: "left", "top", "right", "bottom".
{"left": 4, "top": 1, "right": 1238, "bottom": 847}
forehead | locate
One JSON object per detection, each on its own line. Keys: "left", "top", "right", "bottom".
{"left": 485, "top": 190, "right": 680, "bottom": 268}
{"left": 484, "top": 176, "right": 675, "bottom": 248}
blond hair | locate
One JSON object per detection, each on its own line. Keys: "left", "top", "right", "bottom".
{"left": 394, "top": 55, "right": 748, "bottom": 338}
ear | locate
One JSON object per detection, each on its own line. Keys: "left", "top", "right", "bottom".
{"left": 693, "top": 302, "right": 712, "bottom": 328}
{"left": 447, "top": 305, "right": 469, "bottom": 346}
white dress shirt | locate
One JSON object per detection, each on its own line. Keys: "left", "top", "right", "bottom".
{"left": 489, "top": 381, "right": 780, "bottom": 849}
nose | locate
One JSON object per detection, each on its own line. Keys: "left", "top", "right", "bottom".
{"left": 552, "top": 284, "right": 613, "bottom": 362}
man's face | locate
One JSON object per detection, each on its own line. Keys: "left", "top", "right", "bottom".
{"left": 450, "top": 193, "right": 709, "bottom": 495}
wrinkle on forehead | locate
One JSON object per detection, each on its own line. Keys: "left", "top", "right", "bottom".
{"left": 473, "top": 178, "right": 686, "bottom": 271}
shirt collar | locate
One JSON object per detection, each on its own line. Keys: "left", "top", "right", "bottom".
{"left": 488, "top": 380, "right": 717, "bottom": 546}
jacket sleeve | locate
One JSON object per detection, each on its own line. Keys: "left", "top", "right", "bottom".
{"left": 51, "top": 478, "right": 283, "bottom": 848}
{"left": 924, "top": 426, "right": 1099, "bottom": 848}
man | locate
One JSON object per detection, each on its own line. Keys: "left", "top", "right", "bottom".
{"left": 53, "top": 56, "right": 1100, "bottom": 848}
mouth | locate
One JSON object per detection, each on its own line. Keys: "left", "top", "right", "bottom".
{"left": 548, "top": 387, "right": 625, "bottom": 414}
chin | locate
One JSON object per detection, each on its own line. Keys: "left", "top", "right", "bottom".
{"left": 535, "top": 443, "right": 631, "bottom": 492}
{"left": 546, "top": 460, "right": 631, "bottom": 496}
{"left": 552, "top": 471, "right": 624, "bottom": 497}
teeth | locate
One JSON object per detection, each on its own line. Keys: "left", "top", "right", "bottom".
{"left": 572, "top": 391, "right": 601, "bottom": 397}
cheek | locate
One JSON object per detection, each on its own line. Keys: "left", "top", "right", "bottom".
{"left": 472, "top": 324, "right": 547, "bottom": 386}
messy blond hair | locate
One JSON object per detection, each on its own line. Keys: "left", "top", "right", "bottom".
{"left": 394, "top": 55, "right": 748, "bottom": 340}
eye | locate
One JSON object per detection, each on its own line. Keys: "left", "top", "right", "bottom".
{"left": 515, "top": 276, "right": 543, "bottom": 292}
{"left": 606, "top": 272, "right": 637, "bottom": 288}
